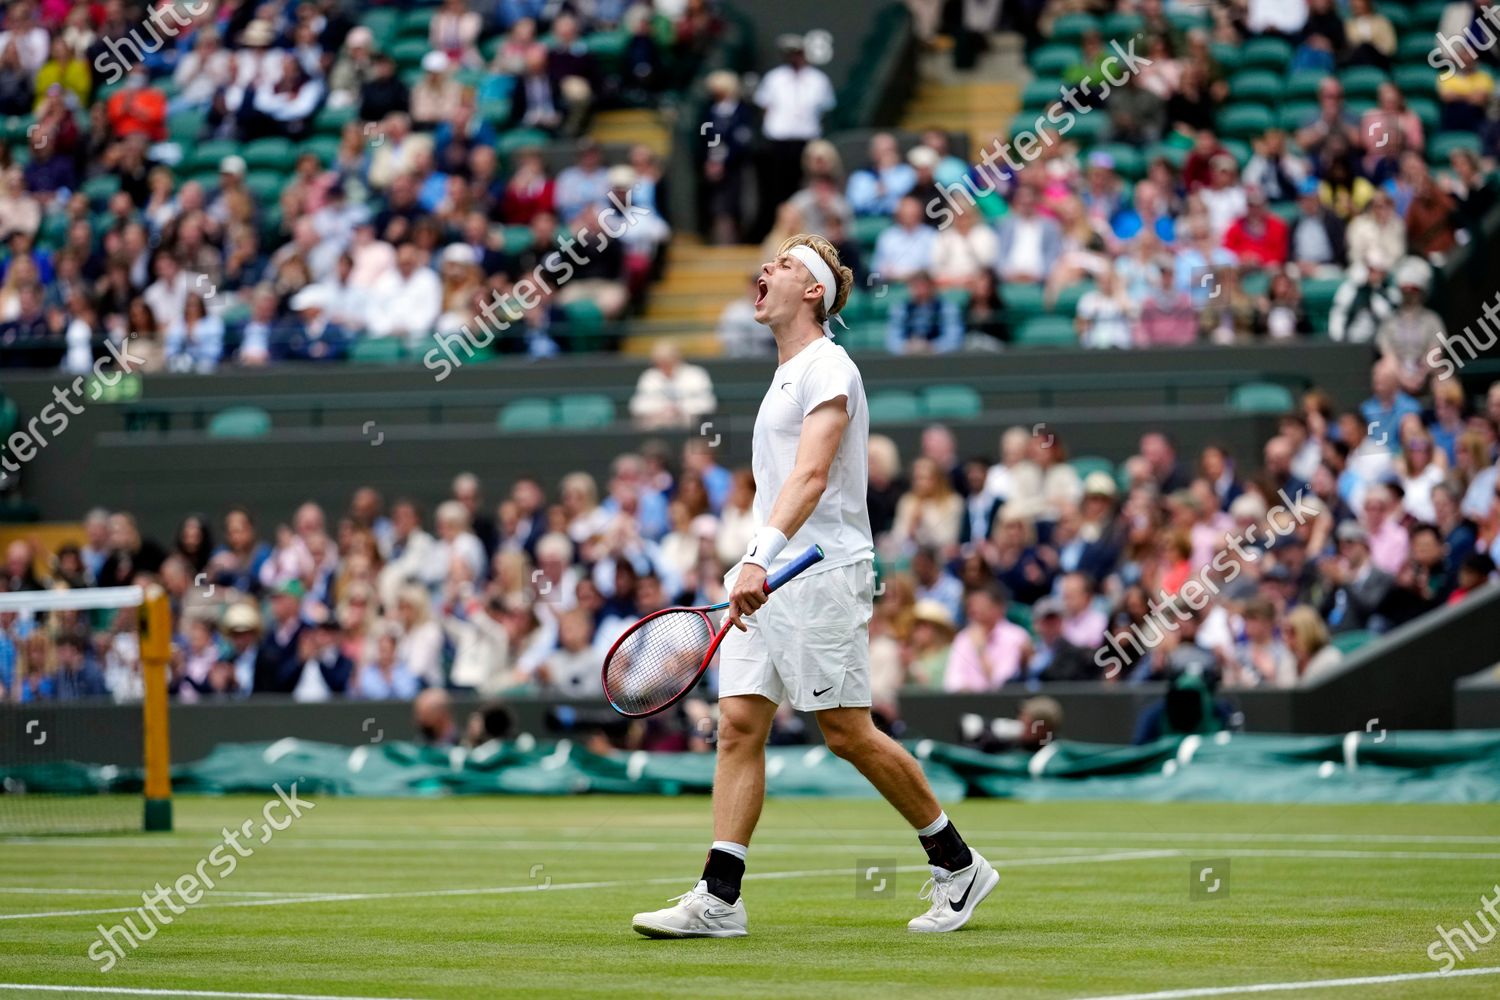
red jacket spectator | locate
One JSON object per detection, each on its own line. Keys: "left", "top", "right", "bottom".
{"left": 106, "top": 76, "right": 167, "bottom": 143}
{"left": 1224, "top": 204, "right": 1290, "bottom": 268}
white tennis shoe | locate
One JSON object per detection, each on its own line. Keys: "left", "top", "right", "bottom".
{"left": 632, "top": 880, "right": 748, "bottom": 938}
{"left": 907, "top": 851, "right": 999, "bottom": 932}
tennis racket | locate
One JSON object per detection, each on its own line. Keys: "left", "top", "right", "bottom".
{"left": 601, "top": 545, "right": 825, "bottom": 718}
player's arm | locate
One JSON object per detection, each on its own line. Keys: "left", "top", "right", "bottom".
{"left": 727, "top": 396, "right": 849, "bottom": 628}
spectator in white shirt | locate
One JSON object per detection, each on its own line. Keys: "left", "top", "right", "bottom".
{"left": 753, "top": 35, "right": 835, "bottom": 236}
{"left": 995, "top": 185, "right": 1062, "bottom": 284}
{"left": 368, "top": 243, "right": 442, "bottom": 344}
{"left": 629, "top": 340, "right": 717, "bottom": 430}
{"left": 554, "top": 142, "right": 610, "bottom": 223}
{"left": 931, "top": 206, "right": 999, "bottom": 287}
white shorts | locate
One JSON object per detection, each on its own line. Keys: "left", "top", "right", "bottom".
{"left": 716, "top": 561, "right": 873, "bottom": 712}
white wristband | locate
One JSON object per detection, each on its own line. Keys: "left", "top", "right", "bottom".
{"left": 742, "top": 526, "right": 788, "bottom": 571}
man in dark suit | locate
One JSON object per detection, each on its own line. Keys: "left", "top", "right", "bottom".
{"left": 1026, "top": 598, "right": 1100, "bottom": 682}
{"left": 1317, "top": 523, "right": 1394, "bottom": 633}
{"left": 253, "top": 580, "right": 308, "bottom": 694}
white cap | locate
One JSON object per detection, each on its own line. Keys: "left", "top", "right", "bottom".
{"left": 422, "top": 51, "right": 451, "bottom": 74}
{"left": 219, "top": 155, "right": 246, "bottom": 176}
{"left": 606, "top": 164, "right": 637, "bottom": 189}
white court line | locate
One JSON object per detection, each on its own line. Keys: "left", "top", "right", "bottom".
{"left": 0, "top": 849, "right": 1179, "bottom": 922}
{"left": 0, "top": 888, "right": 320, "bottom": 898}
{"left": 0, "top": 985, "right": 426, "bottom": 1000}
{"left": 1070, "top": 964, "right": 1500, "bottom": 999}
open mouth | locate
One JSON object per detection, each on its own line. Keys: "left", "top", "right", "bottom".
{"left": 754, "top": 277, "right": 769, "bottom": 309}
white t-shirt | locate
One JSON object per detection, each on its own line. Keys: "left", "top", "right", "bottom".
{"left": 746, "top": 338, "right": 874, "bottom": 577}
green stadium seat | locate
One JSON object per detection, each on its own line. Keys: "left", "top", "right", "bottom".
{"left": 1240, "top": 37, "right": 1292, "bottom": 73}
{"left": 1013, "top": 315, "right": 1078, "bottom": 348}
{"left": 1227, "top": 382, "right": 1294, "bottom": 414}
{"left": 1102, "top": 12, "right": 1143, "bottom": 38}
{"left": 1340, "top": 66, "right": 1389, "bottom": 99}
{"left": 243, "top": 137, "right": 294, "bottom": 171}
{"left": 1222, "top": 138, "right": 1252, "bottom": 167}
{"left": 1429, "top": 131, "right": 1482, "bottom": 166}
{"left": 852, "top": 215, "right": 891, "bottom": 250}
{"left": 1063, "top": 112, "right": 1108, "bottom": 143}
{"left": 390, "top": 38, "right": 430, "bottom": 69}
{"left": 1302, "top": 277, "right": 1344, "bottom": 333}
{"left": 1002, "top": 283, "right": 1047, "bottom": 319}
{"left": 1070, "top": 455, "right": 1114, "bottom": 481}
{"left": 1382, "top": 6, "right": 1411, "bottom": 31}
{"left": 498, "top": 398, "right": 555, "bottom": 431}
{"left": 560, "top": 300, "right": 606, "bottom": 350}
{"left": 1240, "top": 269, "right": 1271, "bottom": 298}
{"left": 1049, "top": 13, "right": 1100, "bottom": 44}
{"left": 1269, "top": 201, "right": 1300, "bottom": 224}
{"left": 920, "top": 384, "right": 981, "bottom": 419}
{"left": 1228, "top": 71, "right": 1282, "bottom": 105}
{"left": 1090, "top": 142, "right": 1144, "bottom": 180}
{"left": 556, "top": 394, "right": 616, "bottom": 428}
{"left": 1397, "top": 32, "right": 1441, "bottom": 63}
{"left": 1029, "top": 44, "right": 1081, "bottom": 76}
{"left": 1285, "top": 69, "right": 1327, "bottom": 101}
{"left": 34, "top": 211, "right": 68, "bottom": 250}
{"left": 1394, "top": 64, "right": 1438, "bottom": 96}
{"left": 0, "top": 394, "right": 18, "bottom": 438}
{"left": 1217, "top": 103, "right": 1275, "bottom": 140}
{"left": 497, "top": 128, "right": 553, "bottom": 157}
{"left": 1279, "top": 101, "right": 1319, "bottom": 132}
{"left": 1168, "top": 7, "right": 1212, "bottom": 31}
{"left": 244, "top": 171, "right": 282, "bottom": 204}
{"left": 1022, "top": 78, "right": 1066, "bottom": 111}
{"left": 312, "top": 104, "right": 357, "bottom": 137}
{"left": 168, "top": 110, "right": 202, "bottom": 143}
{"left": 1408, "top": 97, "right": 1441, "bottom": 134}
{"left": 184, "top": 138, "right": 238, "bottom": 175}
{"left": 396, "top": 9, "right": 431, "bottom": 40}
{"left": 302, "top": 136, "right": 342, "bottom": 167}
{"left": 500, "top": 225, "right": 536, "bottom": 253}
{"left": 1052, "top": 280, "right": 1094, "bottom": 317}
{"left": 348, "top": 338, "right": 406, "bottom": 364}
{"left": 840, "top": 321, "right": 885, "bottom": 353}
{"left": 207, "top": 406, "right": 272, "bottom": 438}
{"left": 359, "top": 9, "right": 400, "bottom": 47}
{"left": 1413, "top": 0, "right": 1449, "bottom": 28}
{"left": 868, "top": 391, "right": 921, "bottom": 425}
{"left": 1330, "top": 629, "right": 1374, "bottom": 655}
{"left": 80, "top": 174, "right": 120, "bottom": 207}
{"left": 1006, "top": 602, "right": 1034, "bottom": 636}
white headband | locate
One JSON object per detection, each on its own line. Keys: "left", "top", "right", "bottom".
{"left": 785, "top": 244, "right": 848, "bottom": 339}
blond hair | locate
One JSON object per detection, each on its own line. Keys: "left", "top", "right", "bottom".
{"left": 775, "top": 233, "right": 853, "bottom": 325}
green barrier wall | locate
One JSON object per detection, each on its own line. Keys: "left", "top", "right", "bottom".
{"left": 8, "top": 732, "right": 1500, "bottom": 804}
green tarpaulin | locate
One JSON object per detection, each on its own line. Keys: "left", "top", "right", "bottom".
{"left": 6, "top": 731, "right": 1500, "bottom": 803}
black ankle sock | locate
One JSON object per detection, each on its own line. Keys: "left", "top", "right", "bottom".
{"left": 919, "top": 820, "right": 973, "bottom": 873}
{"left": 701, "top": 848, "right": 745, "bottom": 904}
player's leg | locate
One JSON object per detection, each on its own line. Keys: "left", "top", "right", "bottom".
{"left": 817, "top": 707, "right": 999, "bottom": 933}
{"left": 632, "top": 592, "right": 781, "bottom": 939}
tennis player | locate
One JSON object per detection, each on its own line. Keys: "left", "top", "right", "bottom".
{"left": 631, "top": 234, "right": 997, "bottom": 938}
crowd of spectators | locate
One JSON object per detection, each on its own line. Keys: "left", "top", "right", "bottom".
{"left": 709, "top": 0, "right": 1499, "bottom": 357}
{"left": 1, "top": 0, "right": 700, "bottom": 368}
{"left": 3, "top": 368, "right": 1497, "bottom": 732}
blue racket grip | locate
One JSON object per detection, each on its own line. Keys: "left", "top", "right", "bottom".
{"left": 763, "top": 545, "right": 825, "bottom": 593}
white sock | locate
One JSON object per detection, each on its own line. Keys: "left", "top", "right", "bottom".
{"left": 915, "top": 811, "right": 949, "bottom": 838}
{"left": 710, "top": 840, "right": 748, "bottom": 860}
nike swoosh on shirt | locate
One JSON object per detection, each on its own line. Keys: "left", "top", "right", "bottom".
{"left": 949, "top": 872, "right": 979, "bottom": 911}
{"left": 812, "top": 686, "right": 833, "bottom": 698}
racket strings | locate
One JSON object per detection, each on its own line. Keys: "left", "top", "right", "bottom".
{"left": 604, "top": 610, "right": 716, "bottom": 716}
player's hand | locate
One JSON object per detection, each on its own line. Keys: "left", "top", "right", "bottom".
{"left": 727, "top": 564, "right": 769, "bottom": 631}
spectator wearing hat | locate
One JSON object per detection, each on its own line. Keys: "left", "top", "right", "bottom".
{"left": 1345, "top": 189, "right": 1407, "bottom": 270}
{"left": 220, "top": 602, "right": 263, "bottom": 695}
{"left": 886, "top": 270, "right": 963, "bottom": 355}
{"left": 411, "top": 51, "right": 463, "bottom": 129}
{"left": 1374, "top": 261, "right": 1444, "bottom": 395}
{"left": 326, "top": 25, "right": 376, "bottom": 109}
{"left": 1328, "top": 251, "right": 1398, "bottom": 343}
{"left": 282, "top": 283, "right": 350, "bottom": 361}
{"left": 906, "top": 598, "right": 958, "bottom": 689}
{"left": 753, "top": 33, "right": 835, "bottom": 237}
{"left": 1025, "top": 596, "right": 1100, "bottom": 682}
{"left": 252, "top": 580, "right": 309, "bottom": 694}
{"left": 944, "top": 584, "right": 1033, "bottom": 692}
{"left": 1318, "top": 521, "right": 1393, "bottom": 633}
